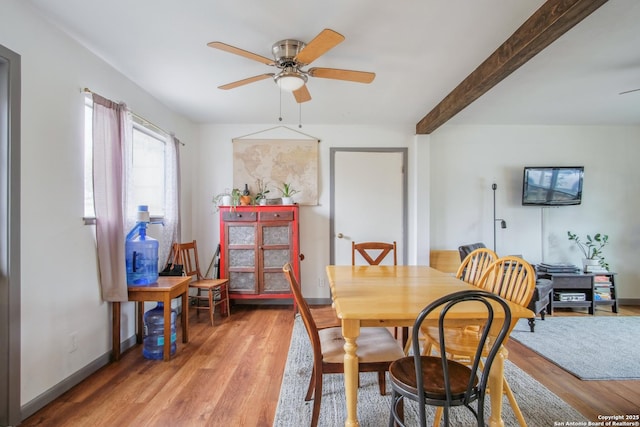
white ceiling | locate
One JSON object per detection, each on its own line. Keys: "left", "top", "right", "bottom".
{"left": 25, "top": 0, "right": 640, "bottom": 129}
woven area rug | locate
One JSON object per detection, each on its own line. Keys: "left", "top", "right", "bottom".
{"left": 510, "top": 316, "right": 640, "bottom": 380}
{"left": 274, "top": 315, "right": 586, "bottom": 426}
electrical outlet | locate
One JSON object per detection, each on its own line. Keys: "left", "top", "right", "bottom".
{"left": 317, "top": 277, "right": 326, "bottom": 288}
{"left": 69, "top": 332, "right": 78, "bottom": 353}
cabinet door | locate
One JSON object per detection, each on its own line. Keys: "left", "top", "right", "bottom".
{"left": 259, "top": 221, "right": 293, "bottom": 294}
{"left": 225, "top": 222, "right": 258, "bottom": 293}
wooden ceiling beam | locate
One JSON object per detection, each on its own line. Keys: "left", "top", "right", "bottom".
{"left": 416, "top": 0, "right": 609, "bottom": 135}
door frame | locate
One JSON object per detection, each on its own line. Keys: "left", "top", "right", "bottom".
{"left": 0, "top": 43, "right": 21, "bottom": 426}
{"left": 329, "top": 147, "right": 408, "bottom": 265}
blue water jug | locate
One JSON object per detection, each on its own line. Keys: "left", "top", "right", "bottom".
{"left": 142, "top": 302, "right": 177, "bottom": 360}
{"left": 125, "top": 206, "right": 159, "bottom": 285}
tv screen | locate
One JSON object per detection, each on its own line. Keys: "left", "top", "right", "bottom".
{"left": 522, "top": 166, "right": 584, "bottom": 206}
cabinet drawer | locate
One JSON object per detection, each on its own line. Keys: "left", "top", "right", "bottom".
{"left": 222, "top": 211, "right": 257, "bottom": 222}
{"left": 259, "top": 211, "right": 293, "bottom": 221}
{"left": 552, "top": 275, "right": 592, "bottom": 288}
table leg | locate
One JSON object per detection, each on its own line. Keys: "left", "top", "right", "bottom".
{"left": 136, "top": 302, "right": 144, "bottom": 344}
{"left": 181, "top": 290, "right": 189, "bottom": 343}
{"left": 487, "top": 345, "right": 507, "bottom": 427}
{"left": 163, "top": 298, "right": 171, "bottom": 361}
{"left": 112, "top": 302, "right": 121, "bottom": 361}
{"left": 342, "top": 319, "right": 360, "bottom": 427}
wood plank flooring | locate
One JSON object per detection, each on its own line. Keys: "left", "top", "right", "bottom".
{"left": 21, "top": 304, "right": 640, "bottom": 426}
{"left": 505, "top": 305, "right": 640, "bottom": 421}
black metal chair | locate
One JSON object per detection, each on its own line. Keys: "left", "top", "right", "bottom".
{"left": 388, "top": 290, "right": 512, "bottom": 427}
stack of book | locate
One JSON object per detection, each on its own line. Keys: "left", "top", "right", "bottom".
{"left": 536, "top": 263, "right": 580, "bottom": 273}
{"left": 593, "top": 275, "right": 612, "bottom": 300}
{"left": 585, "top": 263, "right": 608, "bottom": 273}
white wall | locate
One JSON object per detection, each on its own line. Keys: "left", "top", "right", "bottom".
{"left": 1, "top": 0, "right": 197, "bottom": 407}
{"left": 429, "top": 125, "right": 640, "bottom": 299}
{"left": 195, "top": 124, "right": 417, "bottom": 300}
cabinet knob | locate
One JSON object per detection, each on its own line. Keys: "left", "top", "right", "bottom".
{"left": 275, "top": 213, "right": 280, "bottom": 217}
{"left": 299, "top": 253, "right": 305, "bottom": 261}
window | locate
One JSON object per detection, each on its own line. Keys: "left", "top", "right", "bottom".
{"left": 130, "top": 121, "right": 166, "bottom": 217}
{"left": 84, "top": 100, "right": 167, "bottom": 220}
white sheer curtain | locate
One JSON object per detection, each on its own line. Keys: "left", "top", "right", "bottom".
{"left": 158, "top": 134, "right": 181, "bottom": 267}
{"left": 92, "top": 94, "right": 130, "bottom": 302}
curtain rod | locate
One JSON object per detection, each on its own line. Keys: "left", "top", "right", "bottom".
{"left": 82, "top": 87, "right": 184, "bottom": 146}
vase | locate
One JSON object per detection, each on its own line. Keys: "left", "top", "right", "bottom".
{"left": 281, "top": 197, "right": 293, "bottom": 205}
{"left": 582, "top": 258, "right": 600, "bottom": 272}
{"left": 221, "top": 195, "right": 232, "bottom": 206}
{"left": 240, "top": 195, "right": 252, "bottom": 206}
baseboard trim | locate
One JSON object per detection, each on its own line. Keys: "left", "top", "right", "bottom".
{"left": 232, "top": 299, "right": 294, "bottom": 306}
{"left": 20, "top": 334, "right": 137, "bottom": 421}
{"left": 619, "top": 298, "right": 640, "bottom": 306}
{"left": 307, "top": 298, "right": 333, "bottom": 305}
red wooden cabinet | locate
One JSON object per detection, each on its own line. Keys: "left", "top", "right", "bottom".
{"left": 219, "top": 205, "right": 300, "bottom": 303}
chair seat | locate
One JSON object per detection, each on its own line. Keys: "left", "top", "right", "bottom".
{"left": 319, "top": 327, "right": 405, "bottom": 364}
{"left": 189, "top": 278, "right": 228, "bottom": 291}
{"left": 390, "top": 355, "right": 478, "bottom": 399}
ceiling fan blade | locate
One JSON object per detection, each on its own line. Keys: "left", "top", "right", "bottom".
{"left": 207, "top": 41, "right": 274, "bottom": 66}
{"left": 294, "top": 29, "right": 345, "bottom": 65}
{"left": 619, "top": 88, "right": 640, "bottom": 95}
{"left": 293, "top": 85, "right": 312, "bottom": 103}
{"left": 218, "top": 74, "right": 273, "bottom": 90}
{"left": 308, "top": 67, "right": 375, "bottom": 83}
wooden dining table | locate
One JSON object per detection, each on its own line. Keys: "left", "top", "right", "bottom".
{"left": 326, "top": 265, "right": 534, "bottom": 427}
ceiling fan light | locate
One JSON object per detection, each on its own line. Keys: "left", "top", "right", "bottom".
{"left": 276, "top": 72, "right": 306, "bottom": 91}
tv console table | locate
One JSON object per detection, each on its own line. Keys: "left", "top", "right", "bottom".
{"left": 536, "top": 270, "right": 618, "bottom": 315}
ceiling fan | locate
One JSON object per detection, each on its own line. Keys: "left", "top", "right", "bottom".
{"left": 207, "top": 29, "right": 375, "bottom": 103}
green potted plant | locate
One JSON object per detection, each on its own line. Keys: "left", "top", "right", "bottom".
{"left": 212, "top": 188, "right": 241, "bottom": 211}
{"left": 567, "top": 231, "right": 609, "bottom": 271}
{"left": 255, "top": 179, "right": 270, "bottom": 205}
{"left": 278, "top": 182, "right": 299, "bottom": 205}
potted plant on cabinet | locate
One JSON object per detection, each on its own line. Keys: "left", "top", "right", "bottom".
{"left": 213, "top": 188, "right": 241, "bottom": 211}
{"left": 255, "top": 179, "right": 270, "bottom": 205}
{"left": 567, "top": 231, "right": 610, "bottom": 271}
{"left": 278, "top": 182, "right": 299, "bottom": 205}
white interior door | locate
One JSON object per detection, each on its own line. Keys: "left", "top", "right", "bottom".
{"left": 331, "top": 149, "right": 406, "bottom": 265}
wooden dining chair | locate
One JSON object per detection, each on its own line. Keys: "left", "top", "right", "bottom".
{"left": 456, "top": 247, "right": 498, "bottom": 286}
{"left": 477, "top": 256, "right": 536, "bottom": 307}
{"left": 352, "top": 241, "right": 397, "bottom": 265}
{"left": 282, "top": 263, "right": 405, "bottom": 427}
{"left": 404, "top": 247, "right": 495, "bottom": 355}
{"left": 172, "top": 240, "right": 230, "bottom": 326}
{"left": 353, "top": 240, "right": 400, "bottom": 338}
{"left": 389, "top": 290, "right": 512, "bottom": 427}
{"left": 425, "top": 256, "right": 536, "bottom": 427}
{"left": 308, "top": 240, "right": 399, "bottom": 332}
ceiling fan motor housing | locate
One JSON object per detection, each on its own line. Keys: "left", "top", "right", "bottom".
{"left": 272, "top": 39, "right": 306, "bottom": 68}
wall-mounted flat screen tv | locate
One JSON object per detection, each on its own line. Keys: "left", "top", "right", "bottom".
{"left": 522, "top": 166, "right": 584, "bottom": 206}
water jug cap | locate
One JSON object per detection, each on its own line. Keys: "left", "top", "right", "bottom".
{"left": 136, "top": 205, "right": 150, "bottom": 223}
